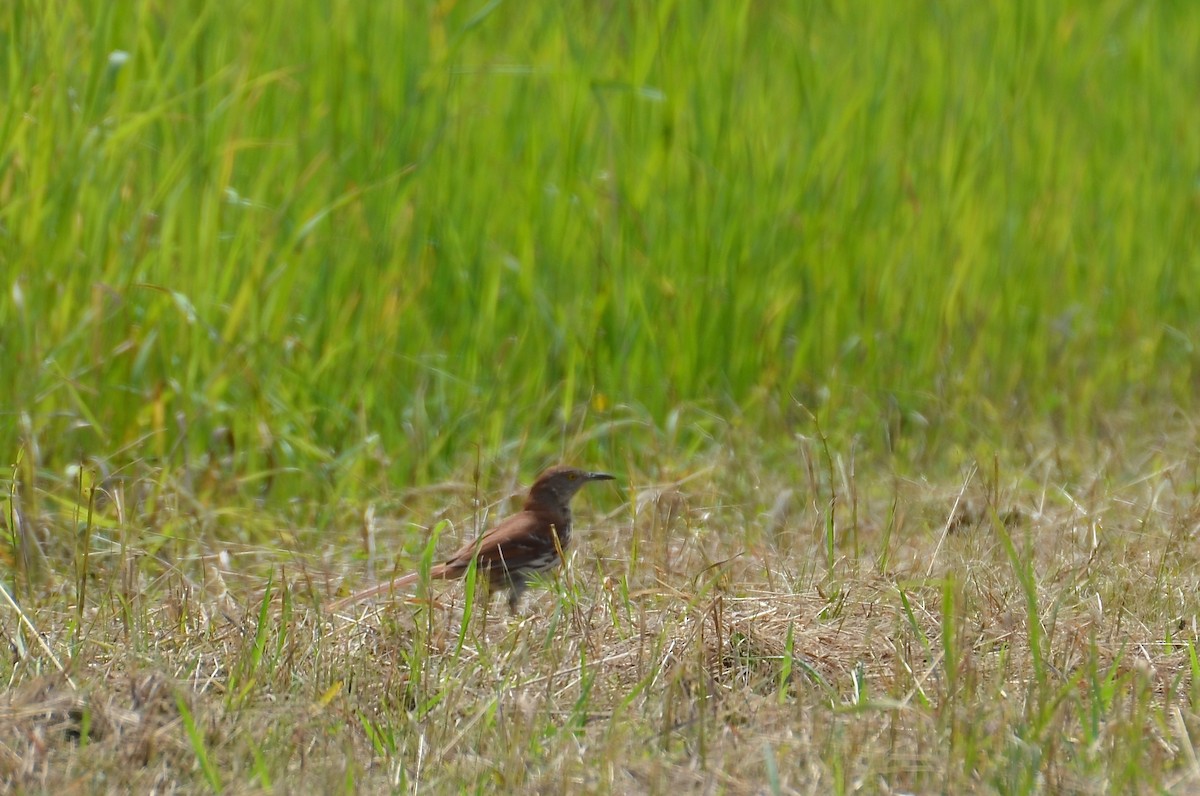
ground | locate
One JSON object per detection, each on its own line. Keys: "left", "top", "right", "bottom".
{"left": 4, "top": 422, "right": 1200, "bottom": 793}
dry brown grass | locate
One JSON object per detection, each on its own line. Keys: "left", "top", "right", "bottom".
{"left": 5, "top": 427, "right": 1200, "bottom": 793}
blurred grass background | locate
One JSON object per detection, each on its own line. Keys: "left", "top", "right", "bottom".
{"left": 3, "top": 0, "right": 1199, "bottom": 502}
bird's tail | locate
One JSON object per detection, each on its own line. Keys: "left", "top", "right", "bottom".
{"left": 326, "top": 563, "right": 451, "bottom": 612}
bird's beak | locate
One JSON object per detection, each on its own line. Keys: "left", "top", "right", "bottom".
{"left": 588, "top": 472, "right": 616, "bottom": 482}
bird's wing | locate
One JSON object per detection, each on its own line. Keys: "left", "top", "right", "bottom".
{"left": 440, "top": 510, "right": 563, "bottom": 575}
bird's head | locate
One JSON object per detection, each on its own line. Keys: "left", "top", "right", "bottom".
{"left": 526, "top": 466, "right": 615, "bottom": 509}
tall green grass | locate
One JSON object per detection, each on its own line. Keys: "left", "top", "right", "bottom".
{"left": 3, "top": 0, "right": 1199, "bottom": 500}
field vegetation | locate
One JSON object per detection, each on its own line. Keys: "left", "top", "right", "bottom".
{"left": 4, "top": 1, "right": 1200, "bottom": 792}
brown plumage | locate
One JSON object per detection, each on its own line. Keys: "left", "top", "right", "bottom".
{"left": 327, "top": 466, "right": 615, "bottom": 613}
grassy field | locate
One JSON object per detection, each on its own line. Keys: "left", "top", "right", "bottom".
{"left": 4, "top": 0, "right": 1200, "bottom": 791}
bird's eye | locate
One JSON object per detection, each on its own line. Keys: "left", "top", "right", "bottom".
{"left": 568, "top": 472, "right": 578, "bottom": 480}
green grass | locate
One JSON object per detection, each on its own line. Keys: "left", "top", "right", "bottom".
{"left": 3, "top": 0, "right": 1200, "bottom": 792}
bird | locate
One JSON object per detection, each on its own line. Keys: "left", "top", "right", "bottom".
{"left": 327, "top": 466, "right": 615, "bottom": 613}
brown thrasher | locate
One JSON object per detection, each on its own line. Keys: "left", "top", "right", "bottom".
{"left": 327, "top": 466, "right": 615, "bottom": 613}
